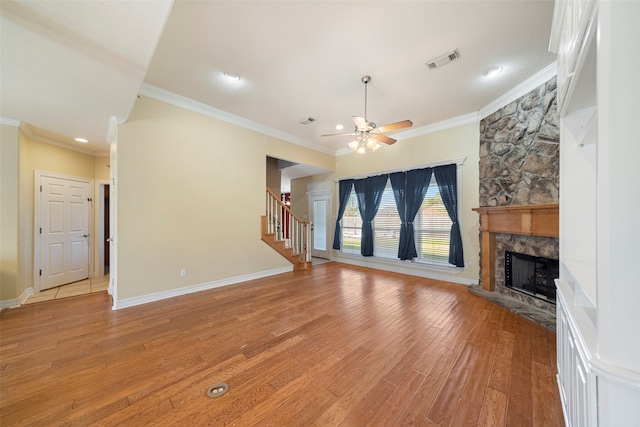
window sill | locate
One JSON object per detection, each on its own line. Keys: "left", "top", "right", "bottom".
{"left": 333, "top": 251, "right": 468, "bottom": 282}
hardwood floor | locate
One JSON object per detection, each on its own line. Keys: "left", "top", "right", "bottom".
{"left": 0, "top": 263, "right": 564, "bottom": 426}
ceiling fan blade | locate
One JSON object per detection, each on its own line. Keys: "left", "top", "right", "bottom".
{"left": 376, "top": 134, "right": 396, "bottom": 145}
{"left": 321, "top": 132, "right": 358, "bottom": 137}
{"left": 377, "top": 120, "right": 413, "bottom": 133}
{"left": 352, "top": 116, "right": 368, "bottom": 130}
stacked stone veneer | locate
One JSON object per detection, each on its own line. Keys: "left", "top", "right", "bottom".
{"left": 479, "top": 77, "right": 559, "bottom": 207}
{"left": 479, "top": 77, "right": 559, "bottom": 314}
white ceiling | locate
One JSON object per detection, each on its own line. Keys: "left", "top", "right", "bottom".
{"left": 0, "top": 0, "right": 173, "bottom": 153}
{"left": 1, "top": 0, "right": 557, "bottom": 157}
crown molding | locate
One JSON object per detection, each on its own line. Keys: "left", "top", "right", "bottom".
{"left": 141, "top": 62, "right": 556, "bottom": 159}
{"left": 19, "top": 123, "right": 108, "bottom": 157}
{"left": 479, "top": 61, "right": 557, "bottom": 119}
{"left": 1, "top": 117, "right": 21, "bottom": 127}
{"left": 139, "top": 83, "right": 336, "bottom": 156}
{"left": 106, "top": 115, "right": 125, "bottom": 145}
{"left": 394, "top": 112, "right": 480, "bottom": 140}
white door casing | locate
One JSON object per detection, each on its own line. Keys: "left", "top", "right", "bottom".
{"left": 36, "top": 172, "right": 91, "bottom": 291}
{"left": 308, "top": 191, "right": 331, "bottom": 259}
{"left": 108, "top": 116, "right": 118, "bottom": 304}
{"left": 94, "top": 180, "right": 110, "bottom": 277}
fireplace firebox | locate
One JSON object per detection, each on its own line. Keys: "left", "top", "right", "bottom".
{"left": 505, "top": 251, "right": 558, "bottom": 303}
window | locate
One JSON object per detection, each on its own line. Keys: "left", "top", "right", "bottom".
{"left": 415, "top": 177, "right": 453, "bottom": 264}
{"left": 340, "top": 191, "right": 361, "bottom": 254}
{"left": 372, "top": 183, "right": 400, "bottom": 258}
{"left": 340, "top": 174, "right": 453, "bottom": 265}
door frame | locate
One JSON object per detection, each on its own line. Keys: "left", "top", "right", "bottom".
{"left": 94, "top": 179, "right": 110, "bottom": 277}
{"left": 34, "top": 170, "right": 94, "bottom": 293}
{"left": 307, "top": 190, "right": 332, "bottom": 259}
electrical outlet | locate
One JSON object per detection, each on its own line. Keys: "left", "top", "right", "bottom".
{"left": 180, "top": 268, "right": 187, "bottom": 277}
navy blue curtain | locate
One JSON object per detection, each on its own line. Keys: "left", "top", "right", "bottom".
{"left": 332, "top": 179, "right": 354, "bottom": 250}
{"left": 433, "top": 164, "right": 464, "bottom": 267}
{"left": 390, "top": 168, "right": 433, "bottom": 260}
{"left": 354, "top": 174, "right": 388, "bottom": 256}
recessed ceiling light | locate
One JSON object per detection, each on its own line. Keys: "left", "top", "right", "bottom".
{"left": 484, "top": 66, "right": 503, "bottom": 77}
{"left": 75, "top": 137, "right": 88, "bottom": 143}
{"left": 223, "top": 72, "right": 241, "bottom": 81}
{"left": 336, "top": 124, "right": 344, "bottom": 130}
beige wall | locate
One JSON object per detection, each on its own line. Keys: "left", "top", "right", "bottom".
{"left": 289, "top": 176, "right": 312, "bottom": 221}
{"left": 94, "top": 156, "right": 110, "bottom": 181}
{"left": 1, "top": 125, "right": 20, "bottom": 301}
{"left": 266, "top": 156, "right": 281, "bottom": 196}
{"left": 305, "top": 122, "right": 481, "bottom": 284}
{"left": 115, "top": 96, "right": 335, "bottom": 301}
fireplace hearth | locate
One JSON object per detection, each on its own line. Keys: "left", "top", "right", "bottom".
{"left": 505, "top": 251, "right": 558, "bottom": 303}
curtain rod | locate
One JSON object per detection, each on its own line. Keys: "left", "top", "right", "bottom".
{"left": 332, "top": 156, "right": 466, "bottom": 182}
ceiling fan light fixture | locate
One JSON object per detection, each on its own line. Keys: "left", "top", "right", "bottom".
{"left": 320, "top": 75, "right": 412, "bottom": 153}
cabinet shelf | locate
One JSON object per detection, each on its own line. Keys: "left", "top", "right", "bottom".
{"left": 561, "top": 258, "right": 596, "bottom": 308}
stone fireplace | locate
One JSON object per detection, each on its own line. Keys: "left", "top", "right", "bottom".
{"left": 472, "top": 204, "right": 559, "bottom": 329}
{"left": 471, "top": 76, "right": 559, "bottom": 330}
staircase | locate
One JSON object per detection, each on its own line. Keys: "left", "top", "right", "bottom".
{"left": 262, "top": 189, "right": 312, "bottom": 271}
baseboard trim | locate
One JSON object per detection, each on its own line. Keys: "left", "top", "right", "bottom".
{"left": 112, "top": 266, "right": 293, "bottom": 310}
{"left": 0, "top": 298, "right": 18, "bottom": 310}
{"left": 0, "top": 287, "right": 33, "bottom": 309}
{"left": 19, "top": 287, "right": 33, "bottom": 305}
{"left": 332, "top": 255, "right": 477, "bottom": 286}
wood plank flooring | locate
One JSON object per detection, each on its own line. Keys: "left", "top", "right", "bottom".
{"left": 0, "top": 263, "right": 565, "bottom": 426}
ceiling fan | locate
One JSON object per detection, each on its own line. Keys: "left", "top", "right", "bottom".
{"left": 322, "top": 75, "right": 412, "bottom": 154}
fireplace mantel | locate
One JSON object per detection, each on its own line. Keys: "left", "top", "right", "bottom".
{"left": 472, "top": 203, "right": 559, "bottom": 291}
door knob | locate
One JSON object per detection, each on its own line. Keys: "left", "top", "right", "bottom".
{"left": 83, "top": 234, "right": 89, "bottom": 238}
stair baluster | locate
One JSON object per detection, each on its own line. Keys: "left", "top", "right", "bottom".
{"left": 262, "top": 189, "right": 312, "bottom": 270}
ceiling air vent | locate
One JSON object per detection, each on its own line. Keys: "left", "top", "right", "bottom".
{"left": 298, "top": 117, "right": 315, "bottom": 125}
{"left": 426, "top": 49, "right": 461, "bottom": 70}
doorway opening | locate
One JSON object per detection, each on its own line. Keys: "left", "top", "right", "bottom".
{"left": 96, "top": 183, "right": 110, "bottom": 276}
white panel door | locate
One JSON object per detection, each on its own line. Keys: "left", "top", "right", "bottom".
{"left": 40, "top": 175, "right": 90, "bottom": 290}
{"left": 309, "top": 194, "right": 331, "bottom": 259}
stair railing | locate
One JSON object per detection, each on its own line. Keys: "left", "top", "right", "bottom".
{"left": 265, "top": 189, "right": 311, "bottom": 263}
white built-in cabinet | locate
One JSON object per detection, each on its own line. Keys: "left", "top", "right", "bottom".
{"left": 550, "top": 0, "right": 640, "bottom": 425}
